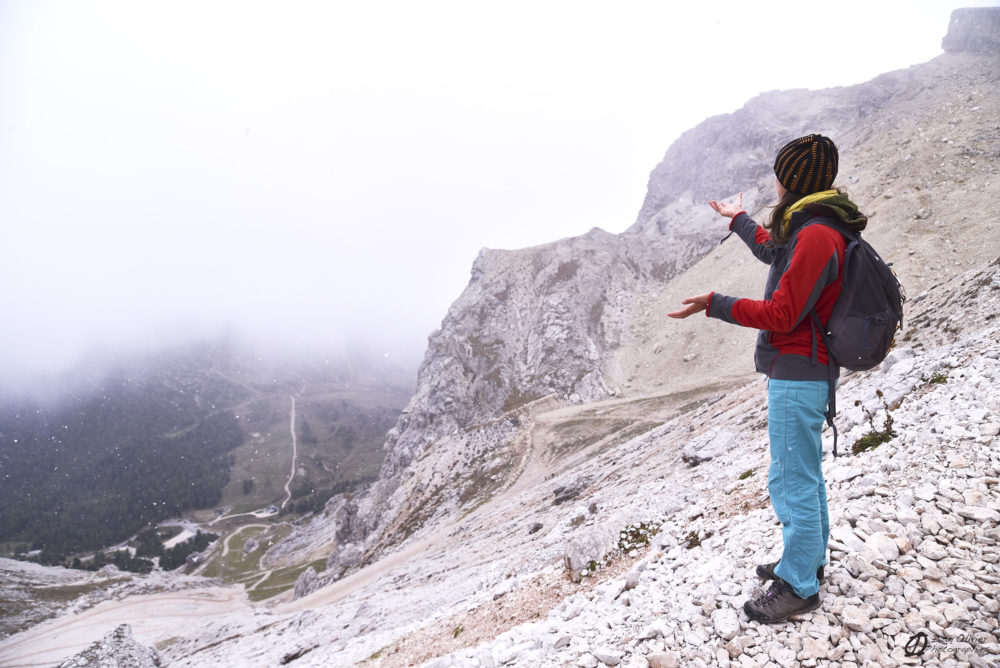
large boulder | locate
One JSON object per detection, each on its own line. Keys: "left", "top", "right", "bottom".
{"left": 293, "top": 566, "right": 317, "bottom": 600}
{"left": 563, "top": 523, "right": 620, "bottom": 583}
{"left": 58, "top": 624, "right": 159, "bottom": 668}
{"left": 682, "top": 428, "right": 741, "bottom": 465}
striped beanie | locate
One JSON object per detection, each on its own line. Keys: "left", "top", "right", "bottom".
{"left": 773, "top": 134, "right": 839, "bottom": 194}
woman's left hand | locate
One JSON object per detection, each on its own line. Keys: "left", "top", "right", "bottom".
{"left": 668, "top": 293, "right": 711, "bottom": 319}
{"left": 709, "top": 193, "right": 743, "bottom": 218}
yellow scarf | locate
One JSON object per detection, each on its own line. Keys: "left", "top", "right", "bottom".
{"left": 781, "top": 189, "right": 838, "bottom": 236}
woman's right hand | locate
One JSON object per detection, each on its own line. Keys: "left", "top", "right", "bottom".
{"left": 709, "top": 192, "right": 743, "bottom": 218}
{"left": 667, "top": 293, "right": 711, "bottom": 319}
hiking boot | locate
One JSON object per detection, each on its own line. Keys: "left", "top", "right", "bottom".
{"left": 744, "top": 578, "right": 821, "bottom": 623}
{"left": 756, "top": 560, "right": 824, "bottom": 583}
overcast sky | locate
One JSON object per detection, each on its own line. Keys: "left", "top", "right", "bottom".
{"left": 0, "top": 1, "right": 992, "bottom": 387}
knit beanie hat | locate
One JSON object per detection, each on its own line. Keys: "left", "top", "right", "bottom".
{"left": 773, "top": 134, "right": 839, "bottom": 194}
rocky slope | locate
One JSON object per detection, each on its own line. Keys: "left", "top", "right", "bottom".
{"left": 391, "top": 260, "right": 1000, "bottom": 667}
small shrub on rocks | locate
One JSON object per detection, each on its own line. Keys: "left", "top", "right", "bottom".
{"left": 617, "top": 521, "right": 660, "bottom": 552}
{"left": 852, "top": 390, "right": 897, "bottom": 455}
{"left": 683, "top": 530, "right": 713, "bottom": 549}
{"left": 577, "top": 521, "right": 663, "bottom": 580}
{"left": 923, "top": 370, "right": 949, "bottom": 384}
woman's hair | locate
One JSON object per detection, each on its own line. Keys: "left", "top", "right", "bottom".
{"left": 764, "top": 188, "right": 805, "bottom": 245}
{"left": 764, "top": 186, "right": 868, "bottom": 245}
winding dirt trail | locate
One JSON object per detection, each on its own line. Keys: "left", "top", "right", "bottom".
{"left": 221, "top": 524, "right": 269, "bottom": 558}
{"left": 274, "top": 408, "right": 555, "bottom": 615}
{"left": 0, "top": 588, "right": 250, "bottom": 668}
{"left": 281, "top": 396, "right": 298, "bottom": 509}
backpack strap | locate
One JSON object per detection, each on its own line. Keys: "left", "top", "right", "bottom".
{"left": 799, "top": 215, "right": 853, "bottom": 458}
{"left": 802, "top": 215, "right": 860, "bottom": 242}
{"left": 810, "top": 310, "right": 840, "bottom": 458}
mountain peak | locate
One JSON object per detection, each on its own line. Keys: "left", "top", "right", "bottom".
{"left": 943, "top": 6, "right": 1000, "bottom": 54}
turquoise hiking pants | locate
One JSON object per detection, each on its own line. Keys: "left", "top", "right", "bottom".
{"left": 767, "top": 378, "right": 830, "bottom": 598}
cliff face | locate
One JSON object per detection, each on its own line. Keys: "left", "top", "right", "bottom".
{"left": 381, "top": 229, "right": 625, "bottom": 479}
{"left": 315, "top": 8, "right": 1000, "bottom": 583}
{"left": 325, "top": 216, "right": 730, "bottom": 572}
{"left": 942, "top": 6, "right": 1000, "bottom": 54}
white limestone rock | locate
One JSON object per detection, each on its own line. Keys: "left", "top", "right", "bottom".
{"left": 841, "top": 605, "right": 874, "bottom": 633}
{"left": 865, "top": 532, "right": 900, "bottom": 561}
{"left": 711, "top": 607, "right": 741, "bottom": 641}
{"left": 293, "top": 565, "right": 317, "bottom": 600}
{"left": 646, "top": 652, "right": 680, "bottom": 668}
{"left": 681, "top": 428, "right": 741, "bottom": 464}
{"left": 564, "top": 523, "right": 620, "bottom": 582}
{"left": 57, "top": 624, "right": 159, "bottom": 668}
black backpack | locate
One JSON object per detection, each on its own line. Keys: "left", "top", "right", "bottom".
{"left": 808, "top": 218, "right": 905, "bottom": 456}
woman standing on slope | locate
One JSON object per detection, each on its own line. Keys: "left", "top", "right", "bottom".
{"left": 668, "top": 134, "right": 867, "bottom": 623}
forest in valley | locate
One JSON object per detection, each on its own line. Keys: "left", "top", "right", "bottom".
{"left": 0, "top": 340, "right": 411, "bottom": 569}
{"left": 0, "top": 380, "right": 242, "bottom": 562}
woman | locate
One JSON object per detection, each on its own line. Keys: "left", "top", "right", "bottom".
{"left": 668, "top": 134, "right": 867, "bottom": 623}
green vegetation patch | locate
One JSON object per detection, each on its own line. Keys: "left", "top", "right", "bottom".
{"left": 684, "top": 530, "right": 713, "bottom": 549}
{"left": 618, "top": 522, "right": 660, "bottom": 551}
{"left": 852, "top": 390, "right": 898, "bottom": 456}
{"left": 246, "top": 558, "right": 327, "bottom": 602}
{"left": 0, "top": 405, "right": 241, "bottom": 563}
{"left": 0, "top": 342, "right": 411, "bottom": 569}
{"left": 923, "top": 371, "right": 948, "bottom": 385}
{"left": 575, "top": 520, "right": 663, "bottom": 580}
{"left": 199, "top": 523, "right": 292, "bottom": 584}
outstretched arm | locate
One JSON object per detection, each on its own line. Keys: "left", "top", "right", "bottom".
{"left": 711, "top": 193, "right": 776, "bottom": 264}
{"left": 683, "top": 226, "right": 841, "bottom": 330}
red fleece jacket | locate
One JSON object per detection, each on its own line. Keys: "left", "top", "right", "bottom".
{"left": 707, "top": 212, "right": 847, "bottom": 379}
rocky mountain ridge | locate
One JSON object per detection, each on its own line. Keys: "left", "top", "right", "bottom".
{"left": 317, "top": 8, "right": 1000, "bottom": 586}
